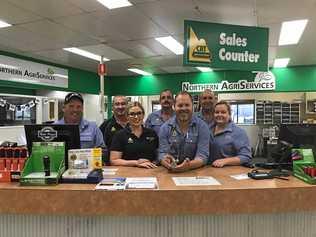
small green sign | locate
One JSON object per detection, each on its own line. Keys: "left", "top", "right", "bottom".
{"left": 183, "top": 20, "right": 269, "bottom": 71}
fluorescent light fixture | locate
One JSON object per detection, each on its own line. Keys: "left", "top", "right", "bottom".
{"left": 97, "top": 0, "right": 132, "bottom": 9}
{"left": 53, "top": 74, "right": 68, "bottom": 79}
{"left": 196, "top": 67, "right": 213, "bottom": 72}
{"left": 273, "top": 58, "right": 290, "bottom": 68}
{"left": 155, "top": 36, "right": 184, "bottom": 55}
{"left": 63, "top": 47, "right": 110, "bottom": 61}
{"left": 278, "top": 19, "right": 308, "bottom": 45}
{"left": 128, "top": 68, "right": 152, "bottom": 76}
{"left": 0, "top": 20, "right": 12, "bottom": 28}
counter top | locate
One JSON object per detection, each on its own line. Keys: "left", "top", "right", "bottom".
{"left": 0, "top": 166, "right": 314, "bottom": 216}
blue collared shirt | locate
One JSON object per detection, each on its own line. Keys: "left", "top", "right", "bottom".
{"left": 55, "top": 118, "right": 105, "bottom": 149}
{"left": 195, "top": 111, "right": 215, "bottom": 130}
{"left": 158, "top": 115, "right": 210, "bottom": 164}
{"left": 210, "top": 121, "right": 252, "bottom": 164}
{"left": 145, "top": 110, "right": 174, "bottom": 135}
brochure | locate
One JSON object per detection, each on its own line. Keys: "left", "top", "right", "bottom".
{"left": 95, "top": 177, "right": 126, "bottom": 190}
{"left": 125, "top": 177, "right": 158, "bottom": 189}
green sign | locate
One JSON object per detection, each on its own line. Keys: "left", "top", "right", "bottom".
{"left": 183, "top": 20, "right": 269, "bottom": 71}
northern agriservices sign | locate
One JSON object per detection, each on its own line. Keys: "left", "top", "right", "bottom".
{"left": 0, "top": 55, "right": 68, "bottom": 88}
{"left": 182, "top": 71, "right": 276, "bottom": 92}
{"left": 183, "top": 20, "right": 269, "bottom": 71}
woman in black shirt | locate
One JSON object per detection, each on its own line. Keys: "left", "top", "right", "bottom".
{"left": 110, "top": 102, "right": 158, "bottom": 168}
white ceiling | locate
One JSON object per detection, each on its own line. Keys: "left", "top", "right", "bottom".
{"left": 0, "top": 0, "right": 315, "bottom": 76}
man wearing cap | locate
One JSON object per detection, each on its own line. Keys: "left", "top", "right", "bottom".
{"left": 55, "top": 92, "right": 105, "bottom": 149}
{"left": 145, "top": 89, "right": 175, "bottom": 135}
{"left": 159, "top": 91, "right": 210, "bottom": 172}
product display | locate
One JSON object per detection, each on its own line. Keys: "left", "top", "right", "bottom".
{"left": 20, "top": 142, "right": 65, "bottom": 186}
{"left": 61, "top": 148, "right": 103, "bottom": 183}
{"left": 292, "top": 149, "right": 316, "bottom": 184}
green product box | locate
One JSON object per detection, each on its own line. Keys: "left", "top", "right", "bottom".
{"left": 293, "top": 148, "right": 316, "bottom": 184}
{"left": 20, "top": 142, "right": 65, "bottom": 186}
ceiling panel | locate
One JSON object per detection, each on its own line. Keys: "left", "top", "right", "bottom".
{"left": 54, "top": 13, "right": 130, "bottom": 42}
{"left": 0, "top": 0, "right": 315, "bottom": 75}
{"left": 79, "top": 44, "right": 133, "bottom": 60}
{"left": 0, "top": 1, "right": 43, "bottom": 24}
{"left": 19, "top": 20, "right": 100, "bottom": 48}
{"left": 91, "top": 7, "right": 168, "bottom": 40}
{"left": 6, "top": 0, "right": 84, "bottom": 18}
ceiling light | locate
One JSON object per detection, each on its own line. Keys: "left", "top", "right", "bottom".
{"left": 278, "top": 19, "right": 308, "bottom": 45}
{"left": 273, "top": 58, "right": 290, "bottom": 68}
{"left": 63, "top": 47, "right": 110, "bottom": 61}
{"left": 0, "top": 20, "right": 12, "bottom": 28}
{"left": 196, "top": 67, "right": 213, "bottom": 72}
{"left": 97, "top": 0, "right": 132, "bottom": 9}
{"left": 128, "top": 68, "right": 152, "bottom": 76}
{"left": 155, "top": 36, "right": 183, "bottom": 55}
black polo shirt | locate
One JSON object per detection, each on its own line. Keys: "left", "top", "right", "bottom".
{"left": 100, "top": 116, "right": 125, "bottom": 148}
{"left": 110, "top": 126, "right": 158, "bottom": 161}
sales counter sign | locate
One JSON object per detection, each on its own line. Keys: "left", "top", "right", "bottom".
{"left": 183, "top": 20, "right": 269, "bottom": 71}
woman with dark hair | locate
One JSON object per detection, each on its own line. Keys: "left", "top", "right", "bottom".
{"left": 210, "top": 100, "right": 252, "bottom": 168}
{"left": 110, "top": 102, "right": 158, "bottom": 168}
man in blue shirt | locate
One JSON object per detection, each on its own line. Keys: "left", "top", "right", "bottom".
{"left": 145, "top": 89, "right": 175, "bottom": 135}
{"left": 195, "top": 89, "right": 217, "bottom": 130}
{"left": 55, "top": 92, "right": 105, "bottom": 149}
{"left": 159, "top": 91, "right": 210, "bottom": 172}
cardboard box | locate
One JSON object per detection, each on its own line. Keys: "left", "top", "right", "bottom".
{"left": 20, "top": 142, "right": 65, "bottom": 186}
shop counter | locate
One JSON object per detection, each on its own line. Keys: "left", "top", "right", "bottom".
{"left": 0, "top": 166, "right": 313, "bottom": 216}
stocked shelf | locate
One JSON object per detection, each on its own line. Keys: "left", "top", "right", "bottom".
{"left": 256, "top": 100, "right": 300, "bottom": 125}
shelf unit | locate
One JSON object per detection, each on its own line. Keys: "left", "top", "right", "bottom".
{"left": 256, "top": 100, "right": 300, "bottom": 125}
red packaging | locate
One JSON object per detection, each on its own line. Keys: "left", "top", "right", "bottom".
{"left": 5, "top": 159, "right": 11, "bottom": 170}
{"left": 0, "top": 170, "right": 11, "bottom": 182}
{"left": 12, "top": 159, "right": 18, "bottom": 171}
{"left": 0, "top": 159, "right": 5, "bottom": 170}
{"left": 18, "top": 158, "right": 26, "bottom": 171}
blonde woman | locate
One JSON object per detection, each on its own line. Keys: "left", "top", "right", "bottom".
{"left": 110, "top": 102, "right": 158, "bottom": 168}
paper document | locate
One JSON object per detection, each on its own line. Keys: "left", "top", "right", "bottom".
{"left": 172, "top": 176, "right": 221, "bottom": 186}
{"left": 95, "top": 177, "right": 126, "bottom": 190}
{"left": 125, "top": 177, "right": 158, "bottom": 189}
{"left": 102, "top": 168, "right": 118, "bottom": 176}
{"left": 230, "top": 173, "right": 250, "bottom": 180}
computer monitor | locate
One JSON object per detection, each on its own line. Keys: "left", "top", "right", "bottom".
{"left": 24, "top": 124, "right": 81, "bottom": 169}
{"left": 278, "top": 124, "right": 316, "bottom": 151}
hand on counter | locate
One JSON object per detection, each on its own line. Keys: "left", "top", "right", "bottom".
{"left": 136, "top": 159, "right": 157, "bottom": 169}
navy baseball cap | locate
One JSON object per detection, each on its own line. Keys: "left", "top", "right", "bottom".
{"left": 64, "top": 92, "right": 83, "bottom": 104}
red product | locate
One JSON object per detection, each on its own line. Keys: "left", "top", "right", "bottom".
{"left": 0, "top": 159, "right": 5, "bottom": 170}
{"left": 12, "top": 159, "right": 18, "bottom": 171}
{"left": 18, "top": 158, "right": 26, "bottom": 171}
{"left": 5, "top": 159, "right": 11, "bottom": 171}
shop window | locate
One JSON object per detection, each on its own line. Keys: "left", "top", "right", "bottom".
{"left": 0, "top": 95, "right": 37, "bottom": 126}
{"left": 229, "top": 100, "right": 255, "bottom": 125}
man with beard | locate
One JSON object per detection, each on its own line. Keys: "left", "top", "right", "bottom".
{"left": 145, "top": 89, "right": 174, "bottom": 135}
{"left": 55, "top": 92, "right": 105, "bottom": 149}
{"left": 99, "top": 95, "right": 128, "bottom": 164}
{"left": 196, "top": 89, "right": 217, "bottom": 129}
{"left": 159, "top": 91, "right": 210, "bottom": 172}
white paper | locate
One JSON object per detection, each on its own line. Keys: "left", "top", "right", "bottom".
{"left": 125, "top": 177, "right": 158, "bottom": 189}
{"left": 172, "top": 176, "right": 221, "bottom": 186}
{"left": 102, "top": 168, "right": 118, "bottom": 176}
{"left": 230, "top": 173, "right": 250, "bottom": 180}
